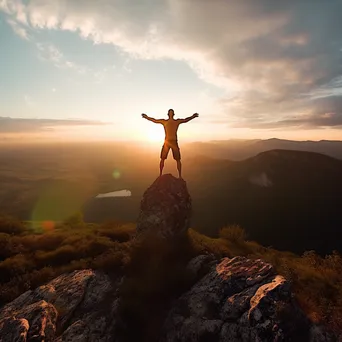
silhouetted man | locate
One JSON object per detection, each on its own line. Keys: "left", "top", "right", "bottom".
{"left": 142, "top": 109, "right": 199, "bottom": 178}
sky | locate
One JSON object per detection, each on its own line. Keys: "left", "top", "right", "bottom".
{"left": 1, "top": 0, "right": 342, "bottom": 142}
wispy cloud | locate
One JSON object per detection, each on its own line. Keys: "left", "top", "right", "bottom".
{"left": 36, "top": 42, "right": 87, "bottom": 74}
{"left": 0, "top": 117, "right": 107, "bottom": 133}
{"left": 35, "top": 42, "right": 109, "bottom": 81}
{"left": 0, "top": 0, "right": 9, "bottom": 13}
{"left": 244, "top": 96, "right": 342, "bottom": 130}
{"left": 6, "top": 18, "right": 29, "bottom": 40}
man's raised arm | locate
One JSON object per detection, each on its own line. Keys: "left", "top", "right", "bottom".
{"left": 178, "top": 113, "right": 199, "bottom": 124}
{"left": 141, "top": 113, "right": 163, "bottom": 124}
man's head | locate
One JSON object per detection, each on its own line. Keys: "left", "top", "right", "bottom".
{"left": 168, "top": 109, "right": 174, "bottom": 118}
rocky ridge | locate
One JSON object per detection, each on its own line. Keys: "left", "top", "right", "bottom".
{"left": 0, "top": 256, "right": 332, "bottom": 341}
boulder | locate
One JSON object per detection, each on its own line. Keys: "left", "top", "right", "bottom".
{"left": 0, "top": 270, "right": 121, "bottom": 342}
{"left": 161, "top": 256, "right": 331, "bottom": 342}
{"left": 0, "top": 318, "right": 29, "bottom": 342}
{"left": 136, "top": 174, "right": 192, "bottom": 239}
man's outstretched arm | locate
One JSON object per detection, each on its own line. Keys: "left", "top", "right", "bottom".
{"left": 178, "top": 113, "right": 199, "bottom": 124}
{"left": 141, "top": 113, "right": 163, "bottom": 124}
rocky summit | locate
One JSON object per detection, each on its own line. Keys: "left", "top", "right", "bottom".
{"left": 136, "top": 174, "right": 192, "bottom": 239}
{"left": 0, "top": 256, "right": 332, "bottom": 342}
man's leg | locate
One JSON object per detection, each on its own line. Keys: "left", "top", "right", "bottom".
{"left": 177, "top": 160, "right": 182, "bottom": 179}
{"left": 160, "top": 159, "right": 165, "bottom": 177}
{"left": 172, "top": 142, "right": 182, "bottom": 179}
{"left": 160, "top": 142, "right": 169, "bottom": 177}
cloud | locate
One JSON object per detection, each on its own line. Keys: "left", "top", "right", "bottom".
{"left": 6, "top": 18, "right": 29, "bottom": 39}
{"left": 35, "top": 43, "right": 108, "bottom": 80}
{"left": 1, "top": 0, "right": 342, "bottom": 129}
{"left": 0, "top": 117, "right": 107, "bottom": 133}
{"left": 232, "top": 95, "right": 342, "bottom": 129}
{"left": 0, "top": 0, "right": 10, "bottom": 13}
{"left": 36, "top": 42, "right": 87, "bottom": 74}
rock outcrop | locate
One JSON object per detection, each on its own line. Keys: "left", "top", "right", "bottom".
{"left": 0, "top": 270, "right": 121, "bottom": 342}
{"left": 0, "top": 257, "right": 333, "bottom": 342}
{"left": 161, "top": 256, "right": 331, "bottom": 342}
{"left": 136, "top": 174, "right": 192, "bottom": 239}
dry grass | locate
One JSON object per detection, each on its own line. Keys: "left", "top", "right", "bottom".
{"left": 219, "top": 224, "right": 246, "bottom": 242}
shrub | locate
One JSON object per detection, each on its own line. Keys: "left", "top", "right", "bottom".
{"left": 302, "top": 250, "right": 321, "bottom": 268}
{"left": 219, "top": 225, "right": 246, "bottom": 242}
{"left": 18, "top": 233, "right": 66, "bottom": 252}
{"left": 0, "top": 215, "right": 26, "bottom": 235}
{"left": 0, "top": 233, "right": 15, "bottom": 260}
{"left": 96, "top": 223, "right": 136, "bottom": 243}
{"left": 188, "top": 229, "right": 232, "bottom": 257}
{"left": 63, "top": 212, "right": 84, "bottom": 228}
{"left": 0, "top": 254, "right": 36, "bottom": 282}
{"left": 92, "top": 248, "right": 127, "bottom": 272}
{"left": 35, "top": 245, "right": 82, "bottom": 267}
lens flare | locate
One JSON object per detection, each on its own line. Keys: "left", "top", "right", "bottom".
{"left": 30, "top": 220, "right": 56, "bottom": 233}
{"left": 31, "top": 182, "right": 88, "bottom": 229}
{"left": 42, "top": 220, "right": 55, "bottom": 231}
{"left": 112, "top": 169, "right": 121, "bottom": 179}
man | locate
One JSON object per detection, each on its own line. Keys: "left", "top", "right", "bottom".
{"left": 142, "top": 109, "right": 199, "bottom": 178}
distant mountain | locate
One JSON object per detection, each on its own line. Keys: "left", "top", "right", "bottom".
{"left": 84, "top": 149, "right": 342, "bottom": 254}
{"left": 183, "top": 138, "right": 342, "bottom": 160}
{"left": 186, "top": 149, "right": 342, "bottom": 254}
{"left": 253, "top": 139, "right": 342, "bottom": 159}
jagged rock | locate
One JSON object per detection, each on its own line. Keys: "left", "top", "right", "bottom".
{"left": 0, "top": 270, "right": 121, "bottom": 341}
{"left": 0, "top": 300, "right": 57, "bottom": 342}
{"left": 0, "top": 258, "right": 334, "bottom": 342}
{"left": 136, "top": 174, "right": 192, "bottom": 239}
{"left": 0, "top": 317, "right": 29, "bottom": 342}
{"left": 186, "top": 254, "right": 217, "bottom": 282}
{"left": 161, "top": 256, "right": 327, "bottom": 342}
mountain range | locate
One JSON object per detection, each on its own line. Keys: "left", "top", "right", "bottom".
{"left": 183, "top": 138, "right": 342, "bottom": 160}
{"left": 84, "top": 148, "right": 342, "bottom": 254}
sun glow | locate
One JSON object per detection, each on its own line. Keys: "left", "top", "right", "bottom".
{"left": 146, "top": 124, "right": 165, "bottom": 142}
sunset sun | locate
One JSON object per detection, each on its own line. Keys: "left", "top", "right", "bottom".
{"left": 146, "top": 125, "right": 165, "bottom": 142}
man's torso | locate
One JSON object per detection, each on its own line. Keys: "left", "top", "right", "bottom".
{"left": 162, "top": 119, "right": 181, "bottom": 141}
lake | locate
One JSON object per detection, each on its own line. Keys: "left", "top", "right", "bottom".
{"left": 95, "top": 190, "right": 132, "bottom": 198}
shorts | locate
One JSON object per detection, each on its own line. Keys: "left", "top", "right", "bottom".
{"left": 160, "top": 140, "right": 181, "bottom": 160}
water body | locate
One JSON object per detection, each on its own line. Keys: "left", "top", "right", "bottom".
{"left": 96, "top": 190, "right": 132, "bottom": 198}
